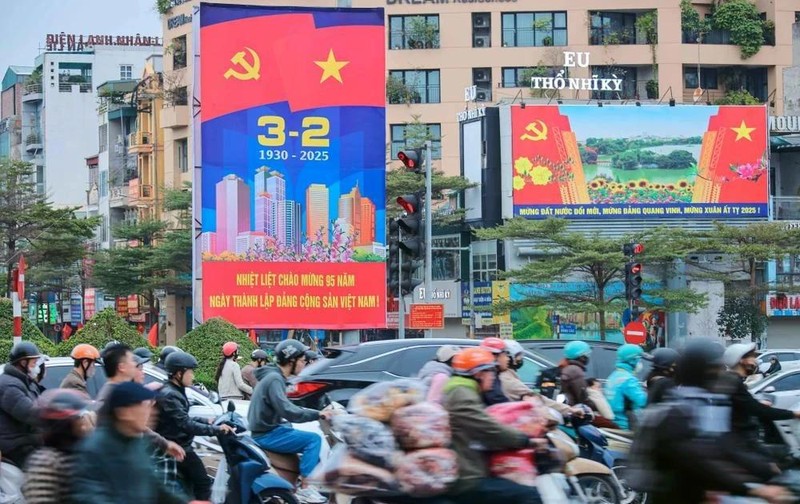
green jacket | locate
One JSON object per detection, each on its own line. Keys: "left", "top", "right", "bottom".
{"left": 442, "top": 376, "right": 530, "bottom": 492}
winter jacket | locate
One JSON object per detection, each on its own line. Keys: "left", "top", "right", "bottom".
{"left": 154, "top": 381, "right": 222, "bottom": 448}
{"left": 646, "top": 375, "right": 676, "bottom": 405}
{"left": 71, "top": 425, "right": 187, "bottom": 504}
{"left": 483, "top": 373, "right": 510, "bottom": 406}
{"left": 247, "top": 365, "right": 320, "bottom": 437}
{"left": 604, "top": 362, "right": 648, "bottom": 430}
{"left": 22, "top": 448, "right": 75, "bottom": 504}
{"left": 241, "top": 364, "right": 258, "bottom": 388}
{"left": 218, "top": 359, "right": 253, "bottom": 400}
{"left": 96, "top": 381, "right": 171, "bottom": 451}
{"left": 0, "top": 364, "right": 41, "bottom": 460}
{"left": 560, "top": 360, "right": 589, "bottom": 406}
{"left": 718, "top": 370, "right": 794, "bottom": 441}
{"left": 498, "top": 369, "right": 573, "bottom": 416}
{"left": 59, "top": 369, "right": 88, "bottom": 395}
{"left": 442, "top": 376, "right": 531, "bottom": 493}
{"left": 418, "top": 361, "right": 452, "bottom": 403}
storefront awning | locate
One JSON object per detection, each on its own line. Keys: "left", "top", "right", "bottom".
{"left": 771, "top": 134, "right": 800, "bottom": 152}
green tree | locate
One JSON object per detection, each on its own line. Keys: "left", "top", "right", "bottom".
{"left": 717, "top": 295, "right": 767, "bottom": 341}
{"left": 57, "top": 308, "right": 150, "bottom": 356}
{"left": 475, "top": 218, "right": 706, "bottom": 340}
{"left": 177, "top": 318, "right": 257, "bottom": 387}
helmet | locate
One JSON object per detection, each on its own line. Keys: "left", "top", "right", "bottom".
{"left": 723, "top": 342, "right": 758, "bottom": 369}
{"left": 133, "top": 347, "right": 153, "bottom": 361}
{"left": 37, "top": 389, "right": 89, "bottom": 421}
{"left": 452, "top": 348, "right": 497, "bottom": 376}
{"left": 9, "top": 342, "right": 41, "bottom": 363}
{"left": 304, "top": 350, "right": 320, "bottom": 362}
{"left": 505, "top": 340, "right": 524, "bottom": 357}
{"left": 159, "top": 346, "right": 180, "bottom": 363}
{"left": 564, "top": 341, "right": 592, "bottom": 360}
{"left": 222, "top": 341, "right": 239, "bottom": 358}
{"left": 617, "top": 344, "right": 645, "bottom": 364}
{"left": 683, "top": 338, "right": 725, "bottom": 366}
{"left": 645, "top": 348, "right": 680, "bottom": 370}
{"left": 480, "top": 337, "right": 507, "bottom": 355}
{"left": 251, "top": 349, "right": 269, "bottom": 361}
{"left": 274, "top": 339, "right": 309, "bottom": 366}
{"left": 103, "top": 340, "right": 121, "bottom": 351}
{"left": 70, "top": 344, "right": 100, "bottom": 361}
{"left": 436, "top": 345, "right": 460, "bottom": 363}
{"left": 164, "top": 352, "right": 198, "bottom": 374}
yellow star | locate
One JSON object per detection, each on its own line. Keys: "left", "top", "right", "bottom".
{"left": 731, "top": 120, "right": 756, "bottom": 141}
{"left": 314, "top": 49, "right": 349, "bottom": 84}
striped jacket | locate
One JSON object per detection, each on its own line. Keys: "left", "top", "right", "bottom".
{"left": 22, "top": 447, "right": 75, "bottom": 504}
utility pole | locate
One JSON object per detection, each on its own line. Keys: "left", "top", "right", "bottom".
{"left": 424, "top": 141, "right": 433, "bottom": 338}
{"left": 397, "top": 227, "right": 405, "bottom": 340}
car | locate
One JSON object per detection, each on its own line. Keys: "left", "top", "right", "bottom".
{"left": 749, "top": 367, "right": 800, "bottom": 411}
{"left": 517, "top": 339, "right": 652, "bottom": 380}
{"left": 757, "top": 349, "right": 800, "bottom": 371}
{"left": 288, "top": 338, "right": 556, "bottom": 410}
{"left": 9, "top": 357, "right": 224, "bottom": 421}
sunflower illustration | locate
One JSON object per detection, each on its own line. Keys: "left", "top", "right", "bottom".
{"left": 638, "top": 179, "right": 648, "bottom": 188}
{"left": 514, "top": 157, "right": 533, "bottom": 176}
{"left": 513, "top": 176, "right": 525, "bottom": 191}
{"left": 530, "top": 165, "right": 553, "bottom": 185}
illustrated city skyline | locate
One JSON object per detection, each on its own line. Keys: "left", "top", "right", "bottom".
{"left": 201, "top": 167, "right": 378, "bottom": 256}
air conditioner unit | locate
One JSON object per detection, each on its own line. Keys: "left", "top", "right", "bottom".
{"left": 476, "top": 91, "right": 489, "bottom": 101}
{"left": 473, "top": 14, "right": 489, "bottom": 28}
{"left": 474, "top": 35, "right": 490, "bottom": 48}
{"left": 474, "top": 70, "right": 490, "bottom": 82}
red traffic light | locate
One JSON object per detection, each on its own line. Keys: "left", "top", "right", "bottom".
{"left": 623, "top": 243, "right": 644, "bottom": 256}
{"left": 633, "top": 244, "right": 644, "bottom": 254}
{"left": 396, "top": 194, "right": 419, "bottom": 215}
{"left": 630, "top": 263, "right": 642, "bottom": 275}
{"left": 397, "top": 151, "right": 417, "bottom": 170}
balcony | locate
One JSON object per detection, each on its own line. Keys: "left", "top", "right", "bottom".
{"left": 22, "top": 83, "right": 43, "bottom": 102}
{"left": 109, "top": 186, "right": 130, "bottom": 209}
{"left": 160, "top": 105, "right": 189, "bottom": 129}
{"left": 128, "top": 131, "right": 153, "bottom": 154}
{"left": 774, "top": 197, "right": 800, "bottom": 221}
{"left": 59, "top": 81, "right": 92, "bottom": 93}
{"left": 25, "top": 132, "right": 42, "bottom": 153}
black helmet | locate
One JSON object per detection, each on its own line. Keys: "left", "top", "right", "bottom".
{"left": 133, "top": 347, "right": 153, "bottom": 361}
{"left": 103, "top": 340, "right": 121, "bottom": 351}
{"left": 274, "top": 340, "right": 308, "bottom": 366}
{"left": 10, "top": 341, "right": 41, "bottom": 364}
{"left": 164, "top": 352, "right": 198, "bottom": 375}
{"left": 159, "top": 346, "right": 180, "bottom": 363}
{"left": 304, "top": 350, "right": 320, "bottom": 362}
{"left": 251, "top": 349, "right": 268, "bottom": 361}
{"left": 646, "top": 348, "right": 680, "bottom": 371}
{"left": 677, "top": 338, "right": 725, "bottom": 387}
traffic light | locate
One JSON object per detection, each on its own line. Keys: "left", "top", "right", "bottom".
{"left": 625, "top": 261, "right": 643, "bottom": 302}
{"left": 396, "top": 192, "right": 424, "bottom": 259}
{"left": 397, "top": 148, "right": 424, "bottom": 174}
{"left": 388, "top": 219, "right": 400, "bottom": 293}
{"left": 387, "top": 216, "right": 422, "bottom": 296}
{"left": 623, "top": 243, "right": 644, "bottom": 256}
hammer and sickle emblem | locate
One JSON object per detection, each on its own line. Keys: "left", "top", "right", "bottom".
{"left": 224, "top": 47, "right": 260, "bottom": 81}
{"left": 520, "top": 120, "right": 548, "bottom": 142}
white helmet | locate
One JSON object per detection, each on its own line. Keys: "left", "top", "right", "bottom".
{"left": 723, "top": 342, "right": 758, "bottom": 369}
{"left": 505, "top": 339, "right": 524, "bottom": 357}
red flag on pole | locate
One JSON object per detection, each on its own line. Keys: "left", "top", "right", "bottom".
{"left": 148, "top": 324, "right": 158, "bottom": 347}
{"left": 62, "top": 324, "right": 73, "bottom": 341}
{"left": 249, "top": 329, "right": 257, "bottom": 344}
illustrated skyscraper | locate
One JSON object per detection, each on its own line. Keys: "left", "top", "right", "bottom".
{"left": 255, "top": 167, "right": 286, "bottom": 243}
{"left": 285, "top": 200, "right": 302, "bottom": 251}
{"left": 215, "top": 174, "right": 251, "bottom": 253}
{"left": 255, "top": 192, "right": 276, "bottom": 238}
{"left": 337, "top": 183, "right": 362, "bottom": 242}
{"left": 305, "top": 183, "right": 330, "bottom": 245}
{"left": 359, "top": 197, "right": 376, "bottom": 245}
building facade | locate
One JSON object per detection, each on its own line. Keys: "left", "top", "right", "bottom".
{"left": 0, "top": 66, "right": 33, "bottom": 160}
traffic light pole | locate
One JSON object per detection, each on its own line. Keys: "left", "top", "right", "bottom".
{"left": 424, "top": 141, "right": 433, "bottom": 338}
{"left": 398, "top": 226, "right": 405, "bottom": 340}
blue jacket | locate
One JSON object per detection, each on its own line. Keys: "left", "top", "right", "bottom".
{"left": 604, "top": 362, "right": 648, "bottom": 430}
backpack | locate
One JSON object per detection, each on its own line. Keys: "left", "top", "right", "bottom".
{"left": 535, "top": 366, "right": 561, "bottom": 399}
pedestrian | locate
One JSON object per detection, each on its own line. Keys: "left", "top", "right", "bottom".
{"left": 241, "top": 349, "right": 269, "bottom": 388}
{"left": 643, "top": 348, "right": 679, "bottom": 405}
{"left": 560, "top": 341, "right": 591, "bottom": 406}
{"left": 60, "top": 344, "right": 101, "bottom": 395}
{"left": 417, "top": 345, "right": 458, "bottom": 403}
{"left": 0, "top": 342, "right": 43, "bottom": 467}
{"left": 215, "top": 341, "right": 252, "bottom": 401}
{"left": 604, "top": 344, "right": 648, "bottom": 430}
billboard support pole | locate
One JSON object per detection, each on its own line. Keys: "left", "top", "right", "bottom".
{"left": 398, "top": 226, "right": 405, "bottom": 340}
{"left": 424, "top": 141, "right": 433, "bottom": 338}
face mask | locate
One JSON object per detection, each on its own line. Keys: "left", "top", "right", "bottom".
{"left": 29, "top": 362, "right": 41, "bottom": 380}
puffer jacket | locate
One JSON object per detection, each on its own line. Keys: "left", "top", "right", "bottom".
{"left": 217, "top": 359, "right": 253, "bottom": 399}
{"left": 604, "top": 361, "right": 647, "bottom": 430}
{"left": 154, "top": 381, "right": 222, "bottom": 448}
{"left": 560, "top": 360, "right": 588, "bottom": 405}
{"left": 417, "top": 361, "right": 452, "bottom": 403}
{"left": 0, "top": 364, "right": 41, "bottom": 459}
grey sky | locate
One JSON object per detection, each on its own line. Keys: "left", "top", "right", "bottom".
{"left": 0, "top": 0, "right": 162, "bottom": 73}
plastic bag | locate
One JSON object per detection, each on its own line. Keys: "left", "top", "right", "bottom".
{"left": 0, "top": 462, "right": 24, "bottom": 504}
{"left": 332, "top": 414, "right": 399, "bottom": 468}
{"left": 390, "top": 401, "right": 451, "bottom": 450}
{"left": 486, "top": 400, "right": 546, "bottom": 438}
{"left": 488, "top": 449, "right": 537, "bottom": 487}
{"left": 348, "top": 379, "right": 427, "bottom": 423}
{"left": 395, "top": 448, "right": 459, "bottom": 497}
{"left": 210, "top": 457, "right": 228, "bottom": 504}
{"left": 309, "top": 445, "right": 402, "bottom": 497}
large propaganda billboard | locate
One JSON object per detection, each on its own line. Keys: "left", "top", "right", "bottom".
{"left": 510, "top": 105, "right": 768, "bottom": 219}
{"left": 198, "top": 5, "right": 386, "bottom": 329}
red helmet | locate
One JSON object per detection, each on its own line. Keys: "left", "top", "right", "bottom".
{"left": 480, "top": 337, "right": 507, "bottom": 355}
{"left": 452, "top": 348, "right": 497, "bottom": 376}
{"left": 222, "top": 341, "right": 239, "bottom": 357}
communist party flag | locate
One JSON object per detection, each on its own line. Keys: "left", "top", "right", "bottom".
{"left": 511, "top": 106, "right": 577, "bottom": 205}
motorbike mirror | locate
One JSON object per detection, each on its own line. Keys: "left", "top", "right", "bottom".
{"left": 208, "top": 391, "right": 221, "bottom": 405}
{"left": 227, "top": 400, "right": 236, "bottom": 412}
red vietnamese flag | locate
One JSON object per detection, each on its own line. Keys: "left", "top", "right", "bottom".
{"left": 271, "top": 25, "right": 385, "bottom": 111}
{"left": 148, "top": 324, "right": 158, "bottom": 347}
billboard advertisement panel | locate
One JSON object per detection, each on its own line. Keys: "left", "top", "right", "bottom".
{"left": 199, "top": 5, "right": 386, "bottom": 329}
{"left": 510, "top": 105, "right": 768, "bottom": 219}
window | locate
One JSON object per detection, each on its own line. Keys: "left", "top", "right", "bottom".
{"left": 176, "top": 139, "right": 189, "bottom": 173}
{"left": 590, "top": 12, "right": 638, "bottom": 45}
{"left": 120, "top": 65, "right": 133, "bottom": 80}
{"left": 35, "top": 166, "right": 44, "bottom": 195}
{"left": 390, "top": 123, "right": 441, "bottom": 159}
{"left": 771, "top": 373, "right": 800, "bottom": 392}
{"left": 172, "top": 35, "right": 187, "bottom": 69}
{"left": 98, "top": 124, "right": 108, "bottom": 153}
{"left": 471, "top": 240, "right": 498, "bottom": 282}
{"left": 516, "top": 357, "right": 544, "bottom": 386}
{"left": 169, "top": 86, "right": 188, "bottom": 106}
{"left": 776, "top": 352, "right": 800, "bottom": 362}
{"left": 472, "top": 12, "right": 492, "bottom": 48}
{"left": 684, "top": 68, "right": 718, "bottom": 90}
{"left": 502, "top": 12, "right": 567, "bottom": 47}
{"left": 388, "top": 70, "right": 440, "bottom": 104}
{"left": 389, "top": 15, "right": 439, "bottom": 49}
{"left": 501, "top": 66, "right": 565, "bottom": 88}
{"left": 591, "top": 66, "right": 638, "bottom": 100}
{"left": 432, "top": 235, "right": 461, "bottom": 281}
{"left": 388, "top": 347, "right": 439, "bottom": 376}
{"left": 99, "top": 171, "right": 108, "bottom": 198}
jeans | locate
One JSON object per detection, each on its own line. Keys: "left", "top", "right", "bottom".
{"left": 253, "top": 424, "right": 322, "bottom": 478}
{"left": 177, "top": 449, "right": 212, "bottom": 500}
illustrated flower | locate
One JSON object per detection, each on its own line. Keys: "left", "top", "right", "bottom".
{"left": 513, "top": 176, "right": 525, "bottom": 191}
{"left": 627, "top": 181, "right": 637, "bottom": 189}
{"left": 638, "top": 180, "right": 648, "bottom": 188}
{"left": 529, "top": 165, "right": 553, "bottom": 185}
{"left": 590, "top": 181, "right": 600, "bottom": 189}
{"left": 514, "top": 157, "right": 533, "bottom": 176}
{"left": 678, "top": 180, "right": 689, "bottom": 188}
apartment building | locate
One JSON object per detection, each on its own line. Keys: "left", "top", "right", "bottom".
{"left": 0, "top": 66, "right": 33, "bottom": 160}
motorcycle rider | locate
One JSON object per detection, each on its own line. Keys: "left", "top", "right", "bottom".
{"left": 156, "top": 346, "right": 181, "bottom": 371}
{"left": 418, "top": 345, "right": 458, "bottom": 403}
{"left": 133, "top": 347, "right": 154, "bottom": 364}
{"left": 248, "top": 339, "right": 331, "bottom": 504}
{"left": 0, "top": 342, "right": 43, "bottom": 467}
{"left": 560, "top": 341, "right": 591, "bottom": 406}
{"left": 60, "top": 344, "right": 101, "bottom": 395}
{"left": 643, "top": 347, "right": 679, "bottom": 405}
{"left": 604, "top": 344, "right": 648, "bottom": 430}
{"left": 628, "top": 338, "right": 791, "bottom": 504}
{"left": 242, "top": 349, "right": 269, "bottom": 388}
{"left": 442, "top": 347, "right": 543, "bottom": 504}
{"left": 479, "top": 337, "right": 511, "bottom": 405}
{"left": 215, "top": 341, "right": 253, "bottom": 401}
{"left": 155, "top": 351, "right": 235, "bottom": 501}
